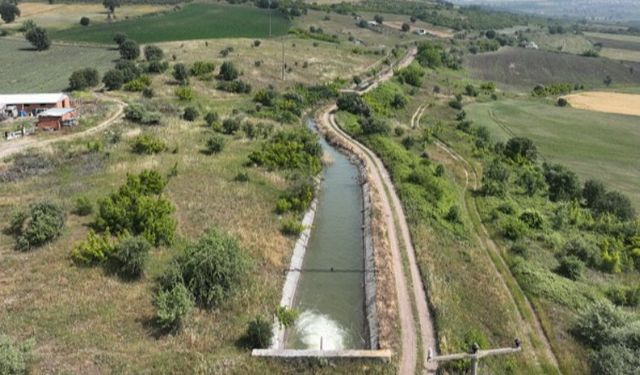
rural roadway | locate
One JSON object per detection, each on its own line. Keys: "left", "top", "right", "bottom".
{"left": 319, "top": 47, "right": 439, "bottom": 375}
{"left": 0, "top": 95, "right": 125, "bottom": 160}
{"left": 411, "top": 107, "right": 561, "bottom": 373}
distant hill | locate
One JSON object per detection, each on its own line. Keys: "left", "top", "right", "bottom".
{"left": 449, "top": 0, "right": 640, "bottom": 23}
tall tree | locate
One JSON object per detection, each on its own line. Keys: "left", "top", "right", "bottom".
{"left": 0, "top": 2, "right": 20, "bottom": 23}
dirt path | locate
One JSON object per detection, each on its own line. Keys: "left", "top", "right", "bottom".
{"left": 413, "top": 100, "right": 560, "bottom": 372}
{"left": 319, "top": 46, "right": 437, "bottom": 375}
{"left": 0, "top": 95, "right": 125, "bottom": 160}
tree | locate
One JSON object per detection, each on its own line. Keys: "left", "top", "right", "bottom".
{"left": 80, "top": 16, "right": 90, "bottom": 26}
{"left": 336, "top": 93, "right": 370, "bottom": 116}
{"left": 374, "top": 14, "right": 383, "bottom": 24}
{"left": 593, "top": 191, "right": 636, "bottom": 221}
{"left": 543, "top": 163, "right": 581, "bottom": 202}
{"left": 119, "top": 39, "right": 140, "bottom": 60}
{"left": 102, "top": 69, "right": 124, "bottom": 90}
{"left": 397, "top": 63, "right": 425, "bottom": 87}
{"left": 103, "top": 0, "right": 120, "bottom": 17}
{"left": 25, "top": 26, "right": 50, "bottom": 51}
{"left": 485, "top": 29, "right": 496, "bottom": 39}
{"left": 504, "top": 137, "right": 537, "bottom": 163}
{"left": 219, "top": 61, "right": 239, "bottom": 81}
{"left": 144, "top": 45, "right": 163, "bottom": 61}
{"left": 68, "top": 68, "right": 99, "bottom": 91}
{"left": 401, "top": 22, "right": 410, "bottom": 32}
{"left": 583, "top": 179, "right": 606, "bottom": 208}
{"left": 172, "top": 63, "right": 188, "bottom": 84}
{"left": 0, "top": 2, "right": 20, "bottom": 23}
{"left": 113, "top": 32, "right": 127, "bottom": 46}
{"left": 416, "top": 42, "right": 444, "bottom": 69}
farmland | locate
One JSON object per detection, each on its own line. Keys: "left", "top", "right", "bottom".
{"left": 465, "top": 99, "right": 640, "bottom": 209}
{"left": 465, "top": 47, "right": 640, "bottom": 89}
{"left": 564, "top": 91, "right": 640, "bottom": 116}
{"left": 0, "top": 39, "right": 118, "bottom": 92}
{"left": 51, "top": 3, "right": 290, "bottom": 44}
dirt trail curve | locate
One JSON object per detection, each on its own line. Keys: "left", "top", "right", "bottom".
{"left": 411, "top": 107, "right": 560, "bottom": 372}
{"left": 320, "top": 46, "right": 438, "bottom": 375}
{"left": 0, "top": 95, "right": 125, "bottom": 160}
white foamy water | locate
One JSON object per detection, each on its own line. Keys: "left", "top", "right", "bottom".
{"left": 294, "top": 310, "right": 347, "bottom": 350}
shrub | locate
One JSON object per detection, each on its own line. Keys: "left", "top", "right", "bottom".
{"left": 0, "top": 335, "right": 34, "bottom": 375}
{"left": 276, "top": 306, "right": 299, "bottom": 327}
{"left": 80, "top": 16, "right": 90, "bottom": 26}
{"left": 26, "top": 27, "right": 51, "bottom": 51}
{"left": 70, "top": 230, "right": 113, "bottom": 265}
{"left": 557, "top": 98, "right": 568, "bottom": 107}
{"left": 504, "top": 137, "right": 537, "bottom": 163}
{"left": 336, "top": 93, "right": 370, "bottom": 116}
{"left": 102, "top": 69, "right": 125, "bottom": 90}
{"left": 563, "top": 237, "right": 600, "bottom": 266}
{"left": 123, "top": 75, "right": 151, "bottom": 92}
{"left": 222, "top": 117, "right": 241, "bottom": 134}
{"left": 543, "top": 163, "right": 581, "bottom": 202}
{"left": 172, "top": 63, "right": 189, "bottom": 84}
{"left": 142, "top": 87, "right": 154, "bottom": 98}
{"left": 606, "top": 286, "right": 640, "bottom": 307}
{"left": 590, "top": 344, "right": 640, "bottom": 375}
{"left": 219, "top": 61, "right": 239, "bottom": 81}
{"left": 248, "top": 129, "right": 322, "bottom": 175}
{"left": 205, "top": 135, "right": 225, "bottom": 155}
{"left": 131, "top": 134, "right": 166, "bottom": 154}
{"left": 253, "top": 40, "right": 261, "bottom": 47}
{"left": 146, "top": 60, "right": 168, "bottom": 74}
{"left": 500, "top": 217, "right": 527, "bottom": 240}
{"left": 217, "top": 80, "right": 252, "bottom": 94}
{"left": 556, "top": 255, "right": 584, "bottom": 280}
{"left": 281, "top": 218, "right": 304, "bottom": 236}
{"left": 108, "top": 235, "right": 151, "bottom": 279}
{"left": 124, "top": 103, "right": 161, "bottom": 125}
{"left": 69, "top": 68, "right": 100, "bottom": 91}
{"left": 144, "top": 45, "right": 164, "bottom": 61}
{"left": 183, "top": 106, "right": 199, "bottom": 121}
{"left": 190, "top": 61, "right": 216, "bottom": 77}
{"left": 572, "top": 301, "right": 627, "bottom": 349}
{"left": 204, "top": 111, "right": 219, "bottom": 127}
{"left": 74, "top": 196, "right": 94, "bottom": 216}
{"left": 359, "top": 116, "right": 390, "bottom": 135}
{"left": 445, "top": 206, "right": 461, "bottom": 223}
{"left": 245, "top": 316, "right": 272, "bottom": 349}
{"left": 519, "top": 210, "right": 544, "bottom": 229}
{"left": 119, "top": 39, "right": 140, "bottom": 60}
{"left": 115, "top": 59, "right": 142, "bottom": 82}
{"left": 510, "top": 242, "right": 529, "bottom": 258}
{"left": 95, "top": 170, "right": 175, "bottom": 246}
{"left": 396, "top": 63, "right": 425, "bottom": 87}
{"left": 9, "top": 202, "right": 65, "bottom": 251}
{"left": 162, "top": 228, "right": 250, "bottom": 309}
{"left": 175, "top": 86, "right": 194, "bottom": 101}
{"left": 113, "top": 32, "right": 127, "bottom": 46}
{"left": 154, "top": 283, "right": 194, "bottom": 331}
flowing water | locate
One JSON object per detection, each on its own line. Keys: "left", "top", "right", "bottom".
{"left": 286, "top": 119, "right": 366, "bottom": 350}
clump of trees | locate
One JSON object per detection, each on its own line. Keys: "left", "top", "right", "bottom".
{"left": 248, "top": 129, "right": 322, "bottom": 175}
{"left": 8, "top": 202, "right": 65, "bottom": 251}
{"left": 68, "top": 68, "right": 100, "bottom": 91}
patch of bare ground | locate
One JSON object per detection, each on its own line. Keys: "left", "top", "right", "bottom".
{"left": 563, "top": 91, "right": 640, "bottom": 117}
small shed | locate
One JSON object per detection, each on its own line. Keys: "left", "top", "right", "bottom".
{"left": 37, "top": 108, "right": 77, "bottom": 131}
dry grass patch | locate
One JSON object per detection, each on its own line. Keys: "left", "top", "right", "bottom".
{"left": 563, "top": 91, "right": 640, "bottom": 116}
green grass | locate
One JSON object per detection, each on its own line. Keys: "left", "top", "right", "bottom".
{"left": 466, "top": 99, "right": 640, "bottom": 209}
{"left": 465, "top": 47, "right": 640, "bottom": 90}
{"left": 0, "top": 38, "right": 118, "bottom": 92}
{"left": 51, "top": 3, "right": 290, "bottom": 44}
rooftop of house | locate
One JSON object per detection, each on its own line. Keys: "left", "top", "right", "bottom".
{"left": 38, "top": 108, "right": 76, "bottom": 117}
{"left": 0, "top": 93, "right": 68, "bottom": 106}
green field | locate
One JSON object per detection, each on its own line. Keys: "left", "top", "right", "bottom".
{"left": 465, "top": 47, "right": 640, "bottom": 89}
{"left": 466, "top": 99, "right": 640, "bottom": 209}
{"left": 0, "top": 38, "right": 118, "bottom": 92}
{"left": 51, "top": 3, "right": 290, "bottom": 44}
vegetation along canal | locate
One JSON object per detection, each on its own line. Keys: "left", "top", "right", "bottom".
{"left": 286, "top": 119, "right": 367, "bottom": 350}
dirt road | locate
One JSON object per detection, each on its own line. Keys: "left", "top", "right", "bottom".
{"left": 318, "top": 46, "right": 437, "bottom": 375}
{"left": 0, "top": 96, "right": 125, "bottom": 160}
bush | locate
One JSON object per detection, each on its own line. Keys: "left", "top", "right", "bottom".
{"left": 190, "top": 61, "right": 216, "bottom": 77}
{"left": 175, "top": 86, "right": 194, "bottom": 101}
{"left": 102, "top": 69, "right": 125, "bottom": 90}
{"left": 217, "top": 80, "right": 252, "bottom": 94}
{"left": 396, "top": 63, "right": 425, "bottom": 87}
{"left": 544, "top": 163, "right": 581, "bottom": 202}
{"left": 203, "top": 134, "right": 224, "bottom": 154}
{"left": 222, "top": 117, "right": 241, "bottom": 135}
{"left": 590, "top": 344, "right": 640, "bottom": 375}
{"left": 510, "top": 242, "right": 529, "bottom": 258}
{"left": 113, "top": 32, "right": 127, "bottom": 46}
{"left": 563, "top": 237, "right": 599, "bottom": 266}
{"left": 144, "top": 45, "right": 164, "bottom": 61}
{"left": 95, "top": 170, "right": 175, "bottom": 246}
{"left": 119, "top": 39, "right": 140, "bottom": 60}
{"left": 25, "top": 27, "right": 51, "bottom": 51}
{"left": 124, "top": 103, "right": 161, "bottom": 125}
{"left": 573, "top": 301, "right": 627, "bottom": 349}
{"left": 219, "top": 61, "right": 239, "bottom": 81}
{"left": 204, "top": 111, "right": 219, "bottom": 127}
{"left": 557, "top": 98, "right": 569, "bottom": 107}
{"left": 142, "top": 87, "right": 154, "bottom": 98}
{"left": 501, "top": 217, "right": 527, "bottom": 240}
{"left": 359, "top": 116, "right": 390, "bottom": 135}
{"left": 519, "top": 210, "right": 544, "bottom": 229}
{"left": 74, "top": 196, "right": 94, "bottom": 216}
{"left": 504, "top": 137, "right": 537, "bottom": 163}
{"left": 281, "top": 218, "right": 304, "bottom": 236}
{"left": 108, "top": 235, "right": 151, "bottom": 279}
{"left": 131, "top": 134, "right": 166, "bottom": 154}
{"left": 556, "top": 255, "right": 584, "bottom": 280}
{"left": 69, "top": 68, "right": 100, "bottom": 91}
{"left": 9, "top": 202, "right": 65, "bottom": 251}
{"left": 445, "top": 206, "right": 461, "bottom": 223}
{"left": 123, "top": 75, "right": 151, "bottom": 92}
{"left": 162, "top": 228, "right": 250, "bottom": 309}
{"left": 183, "top": 106, "right": 199, "bottom": 121}
{"left": 248, "top": 129, "right": 322, "bottom": 175}
{"left": 146, "top": 60, "right": 168, "bottom": 74}
{"left": 154, "top": 283, "right": 194, "bottom": 331}
{"left": 172, "top": 63, "right": 189, "bottom": 84}
{"left": 245, "top": 316, "right": 272, "bottom": 349}
{"left": 606, "top": 286, "right": 640, "bottom": 307}
{"left": 336, "top": 93, "right": 370, "bottom": 116}
{"left": 0, "top": 335, "right": 34, "bottom": 375}
{"left": 70, "top": 230, "right": 112, "bottom": 265}
{"left": 80, "top": 16, "right": 90, "bottom": 26}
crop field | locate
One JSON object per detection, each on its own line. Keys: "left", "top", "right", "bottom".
{"left": 585, "top": 31, "right": 640, "bottom": 45}
{"left": 521, "top": 31, "right": 594, "bottom": 54}
{"left": 466, "top": 99, "right": 640, "bottom": 209}
{"left": 465, "top": 47, "right": 640, "bottom": 89}
{"left": 0, "top": 38, "right": 118, "bottom": 92}
{"left": 599, "top": 48, "right": 640, "bottom": 62}
{"left": 0, "top": 3, "right": 168, "bottom": 31}
{"left": 51, "top": 3, "right": 290, "bottom": 44}
{"left": 564, "top": 91, "right": 640, "bottom": 116}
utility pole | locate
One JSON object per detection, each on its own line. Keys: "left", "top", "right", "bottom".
{"left": 428, "top": 339, "right": 522, "bottom": 375}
